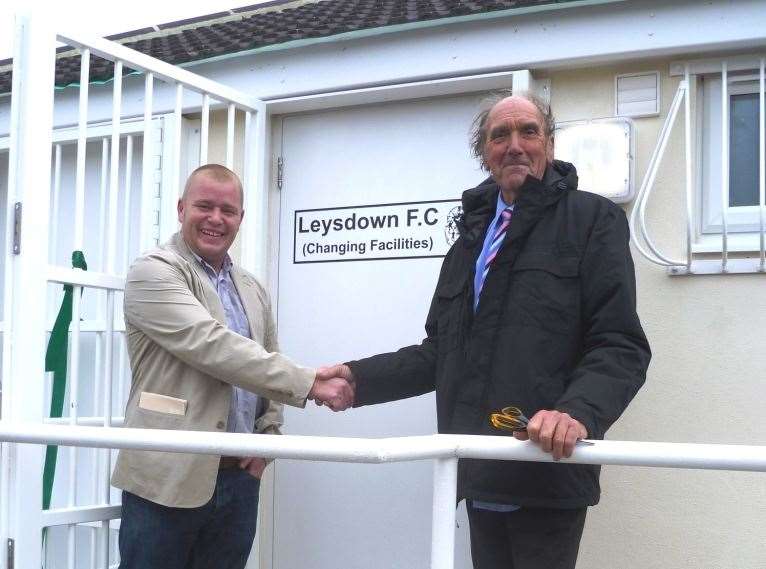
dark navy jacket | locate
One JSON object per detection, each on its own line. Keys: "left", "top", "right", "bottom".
{"left": 349, "top": 161, "right": 650, "bottom": 508}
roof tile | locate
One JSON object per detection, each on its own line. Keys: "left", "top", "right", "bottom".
{"left": 0, "top": 0, "right": 582, "bottom": 94}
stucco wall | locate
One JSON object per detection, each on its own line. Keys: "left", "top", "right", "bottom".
{"left": 549, "top": 58, "right": 766, "bottom": 569}
{"left": 200, "top": 54, "right": 766, "bottom": 568}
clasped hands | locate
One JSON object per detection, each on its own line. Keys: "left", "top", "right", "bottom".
{"left": 307, "top": 366, "right": 587, "bottom": 460}
{"left": 307, "top": 364, "right": 355, "bottom": 411}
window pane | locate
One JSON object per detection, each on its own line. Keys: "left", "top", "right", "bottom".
{"left": 729, "top": 93, "right": 764, "bottom": 207}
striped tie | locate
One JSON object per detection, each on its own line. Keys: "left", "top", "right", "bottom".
{"left": 477, "top": 207, "right": 513, "bottom": 299}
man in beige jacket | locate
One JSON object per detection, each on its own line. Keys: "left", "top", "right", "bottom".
{"left": 112, "top": 164, "right": 352, "bottom": 569}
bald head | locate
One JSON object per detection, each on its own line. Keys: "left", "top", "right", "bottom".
{"left": 182, "top": 164, "right": 244, "bottom": 208}
{"left": 471, "top": 94, "right": 555, "bottom": 202}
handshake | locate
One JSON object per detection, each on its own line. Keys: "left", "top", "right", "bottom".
{"left": 307, "top": 364, "right": 355, "bottom": 411}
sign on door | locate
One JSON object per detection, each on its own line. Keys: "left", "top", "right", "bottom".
{"left": 293, "top": 199, "right": 462, "bottom": 263}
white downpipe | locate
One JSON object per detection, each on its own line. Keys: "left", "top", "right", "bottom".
{"left": 431, "top": 458, "right": 458, "bottom": 569}
{"left": 630, "top": 82, "right": 687, "bottom": 267}
{"left": 683, "top": 66, "right": 694, "bottom": 269}
{"left": 759, "top": 58, "right": 765, "bottom": 271}
{"left": 140, "top": 72, "right": 155, "bottom": 254}
{"left": 720, "top": 62, "right": 729, "bottom": 272}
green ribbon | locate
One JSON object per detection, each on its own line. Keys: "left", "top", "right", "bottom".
{"left": 43, "top": 251, "right": 87, "bottom": 510}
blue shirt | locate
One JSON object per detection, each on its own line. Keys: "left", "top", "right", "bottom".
{"left": 193, "top": 253, "right": 260, "bottom": 436}
{"left": 471, "top": 193, "right": 521, "bottom": 513}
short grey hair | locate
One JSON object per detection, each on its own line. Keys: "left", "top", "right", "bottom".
{"left": 469, "top": 90, "right": 555, "bottom": 171}
{"left": 182, "top": 164, "right": 244, "bottom": 208}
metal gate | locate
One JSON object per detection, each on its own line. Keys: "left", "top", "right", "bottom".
{"left": 0, "top": 14, "right": 268, "bottom": 569}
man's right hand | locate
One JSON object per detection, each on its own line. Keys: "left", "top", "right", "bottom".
{"left": 308, "top": 364, "right": 355, "bottom": 411}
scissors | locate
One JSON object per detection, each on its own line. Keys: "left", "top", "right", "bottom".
{"left": 489, "top": 406, "right": 595, "bottom": 446}
{"left": 489, "top": 406, "right": 530, "bottom": 432}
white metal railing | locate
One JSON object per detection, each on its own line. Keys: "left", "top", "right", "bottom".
{"left": 630, "top": 57, "right": 766, "bottom": 275}
{"left": 1, "top": 14, "right": 270, "bottom": 569}
{"left": 1, "top": 423, "right": 766, "bottom": 569}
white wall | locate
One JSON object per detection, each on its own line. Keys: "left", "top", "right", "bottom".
{"left": 549, "top": 58, "right": 766, "bottom": 569}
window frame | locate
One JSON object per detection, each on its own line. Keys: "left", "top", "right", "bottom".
{"left": 691, "top": 62, "right": 766, "bottom": 253}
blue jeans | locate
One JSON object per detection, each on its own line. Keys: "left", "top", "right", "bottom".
{"left": 118, "top": 468, "right": 260, "bottom": 569}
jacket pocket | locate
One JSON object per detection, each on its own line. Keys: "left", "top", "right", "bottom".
{"left": 138, "top": 391, "right": 187, "bottom": 416}
{"left": 435, "top": 278, "right": 466, "bottom": 353}
{"left": 509, "top": 253, "right": 579, "bottom": 335}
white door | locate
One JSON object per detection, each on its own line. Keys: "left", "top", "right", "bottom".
{"left": 273, "top": 93, "right": 490, "bottom": 569}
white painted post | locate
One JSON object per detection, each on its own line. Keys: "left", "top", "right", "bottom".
{"left": 241, "top": 104, "right": 269, "bottom": 280}
{"left": 721, "top": 60, "right": 729, "bottom": 273}
{"left": 67, "top": 286, "right": 83, "bottom": 569}
{"left": 759, "top": 58, "right": 765, "bottom": 271}
{"left": 107, "top": 61, "right": 123, "bottom": 275}
{"left": 200, "top": 93, "right": 210, "bottom": 165}
{"left": 51, "top": 144, "right": 62, "bottom": 262}
{"left": 140, "top": 72, "right": 155, "bottom": 254}
{"left": 4, "top": 13, "right": 57, "bottom": 569}
{"left": 430, "top": 457, "right": 458, "bottom": 569}
{"left": 172, "top": 84, "right": 184, "bottom": 202}
{"left": 226, "top": 103, "right": 235, "bottom": 169}
{"left": 683, "top": 70, "right": 693, "bottom": 270}
{"left": 74, "top": 48, "right": 90, "bottom": 252}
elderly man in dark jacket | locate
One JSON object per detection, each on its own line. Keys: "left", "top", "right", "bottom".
{"left": 325, "top": 93, "right": 650, "bottom": 569}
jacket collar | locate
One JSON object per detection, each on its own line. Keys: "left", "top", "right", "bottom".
{"left": 458, "top": 160, "right": 578, "bottom": 247}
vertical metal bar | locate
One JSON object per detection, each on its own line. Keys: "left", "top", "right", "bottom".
{"left": 51, "top": 144, "right": 62, "bottom": 264}
{"left": 102, "top": 292, "right": 114, "bottom": 433}
{"left": 172, "top": 84, "right": 184, "bottom": 203}
{"left": 74, "top": 48, "right": 90, "bottom": 252}
{"left": 140, "top": 72, "right": 154, "bottom": 254}
{"left": 430, "top": 457, "right": 458, "bottom": 569}
{"left": 226, "top": 103, "right": 235, "bottom": 169}
{"left": 683, "top": 69, "right": 694, "bottom": 269}
{"left": 200, "top": 93, "right": 210, "bottom": 165}
{"left": 99, "top": 290, "right": 115, "bottom": 569}
{"left": 99, "top": 139, "right": 109, "bottom": 272}
{"left": 122, "top": 135, "right": 133, "bottom": 273}
{"left": 107, "top": 61, "right": 123, "bottom": 275}
{"left": 720, "top": 61, "right": 729, "bottom": 271}
{"left": 90, "top": 330, "right": 103, "bottom": 569}
{"left": 116, "top": 336, "right": 127, "bottom": 428}
{"left": 3, "top": 15, "right": 56, "bottom": 569}
{"left": 68, "top": 286, "right": 83, "bottom": 569}
{"left": 759, "top": 57, "right": 765, "bottom": 271}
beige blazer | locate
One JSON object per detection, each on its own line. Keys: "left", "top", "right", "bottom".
{"left": 111, "top": 233, "right": 315, "bottom": 507}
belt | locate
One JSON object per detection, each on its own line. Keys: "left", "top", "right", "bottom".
{"left": 218, "top": 456, "right": 241, "bottom": 470}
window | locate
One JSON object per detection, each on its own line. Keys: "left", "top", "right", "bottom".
{"left": 694, "top": 62, "right": 765, "bottom": 249}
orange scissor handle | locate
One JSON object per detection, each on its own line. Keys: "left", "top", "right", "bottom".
{"left": 489, "top": 406, "right": 529, "bottom": 432}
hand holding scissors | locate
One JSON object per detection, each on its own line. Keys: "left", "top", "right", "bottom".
{"left": 490, "top": 406, "right": 593, "bottom": 460}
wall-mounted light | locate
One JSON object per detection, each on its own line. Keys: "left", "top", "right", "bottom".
{"left": 554, "top": 118, "right": 635, "bottom": 204}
